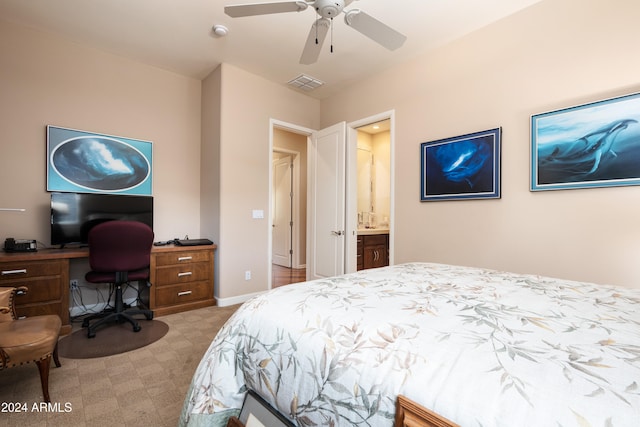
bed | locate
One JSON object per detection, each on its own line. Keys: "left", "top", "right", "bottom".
{"left": 179, "top": 262, "right": 640, "bottom": 426}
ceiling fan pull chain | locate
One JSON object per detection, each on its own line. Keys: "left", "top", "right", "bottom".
{"left": 330, "top": 17, "right": 334, "bottom": 53}
{"left": 315, "top": 16, "right": 319, "bottom": 44}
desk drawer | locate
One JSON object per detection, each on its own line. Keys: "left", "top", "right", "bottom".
{"left": 13, "top": 278, "right": 62, "bottom": 304}
{"left": 0, "top": 261, "right": 63, "bottom": 282}
{"left": 155, "top": 262, "right": 210, "bottom": 286}
{"left": 15, "top": 302, "right": 64, "bottom": 319}
{"left": 154, "top": 251, "right": 210, "bottom": 267}
{"left": 155, "top": 281, "right": 211, "bottom": 307}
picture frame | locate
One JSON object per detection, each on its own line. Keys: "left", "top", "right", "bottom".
{"left": 420, "top": 128, "right": 501, "bottom": 201}
{"left": 531, "top": 92, "right": 640, "bottom": 191}
{"left": 46, "top": 125, "right": 153, "bottom": 195}
{"left": 236, "top": 390, "right": 295, "bottom": 427}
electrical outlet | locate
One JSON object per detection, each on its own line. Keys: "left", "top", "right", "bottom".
{"left": 70, "top": 279, "right": 79, "bottom": 290}
{"left": 244, "top": 270, "right": 251, "bottom": 281}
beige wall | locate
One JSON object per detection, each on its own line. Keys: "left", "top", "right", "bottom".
{"left": 0, "top": 19, "right": 202, "bottom": 245}
{"left": 200, "top": 66, "right": 222, "bottom": 297}
{"left": 321, "top": 0, "right": 640, "bottom": 288}
{"left": 2, "top": 0, "right": 639, "bottom": 315}
{"left": 204, "top": 64, "right": 320, "bottom": 303}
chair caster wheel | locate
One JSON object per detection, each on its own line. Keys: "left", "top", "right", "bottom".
{"left": 88, "top": 331, "right": 96, "bottom": 338}
{"left": 133, "top": 324, "right": 141, "bottom": 332}
{"left": 145, "top": 313, "right": 154, "bottom": 320}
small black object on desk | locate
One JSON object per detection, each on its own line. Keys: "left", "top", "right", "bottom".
{"left": 153, "top": 238, "right": 214, "bottom": 247}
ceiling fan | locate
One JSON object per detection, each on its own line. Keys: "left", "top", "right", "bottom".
{"left": 224, "top": 0, "right": 407, "bottom": 64}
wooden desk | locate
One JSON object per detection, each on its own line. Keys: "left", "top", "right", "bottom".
{"left": 0, "top": 244, "right": 216, "bottom": 335}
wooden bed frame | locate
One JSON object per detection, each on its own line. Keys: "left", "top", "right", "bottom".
{"left": 226, "top": 395, "right": 458, "bottom": 427}
{"left": 394, "top": 395, "right": 459, "bottom": 427}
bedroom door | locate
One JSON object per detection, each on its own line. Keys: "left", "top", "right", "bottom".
{"left": 272, "top": 154, "right": 293, "bottom": 267}
{"left": 307, "top": 122, "right": 346, "bottom": 280}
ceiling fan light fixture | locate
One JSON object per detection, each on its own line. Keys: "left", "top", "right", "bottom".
{"left": 314, "top": 0, "right": 345, "bottom": 18}
{"left": 212, "top": 24, "right": 229, "bottom": 37}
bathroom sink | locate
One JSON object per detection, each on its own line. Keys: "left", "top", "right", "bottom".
{"left": 357, "top": 228, "right": 389, "bottom": 235}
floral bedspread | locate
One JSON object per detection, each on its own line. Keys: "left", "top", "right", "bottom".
{"left": 179, "top": 263, "right": 640, "bottom": 427}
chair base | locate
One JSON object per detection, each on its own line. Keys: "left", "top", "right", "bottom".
{"left": 83, "top": 284, "right": 153, "bottom": 338}
{"left": 86, "top": 309, "right": 153, "bottom": 338}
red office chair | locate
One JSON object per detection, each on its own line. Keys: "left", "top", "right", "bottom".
{"left": 83, "top": 220, "right": 154, "bottom": 338}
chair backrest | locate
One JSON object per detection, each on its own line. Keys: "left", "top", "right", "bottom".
{"left": 87, "top": 220, "right": 154, "bottom": 273}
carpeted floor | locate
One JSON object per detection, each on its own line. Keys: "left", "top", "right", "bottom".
{"left": 0, "top": 304, "right": 239, "bottom": 427}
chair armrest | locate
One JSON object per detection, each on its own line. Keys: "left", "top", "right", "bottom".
{"left": 0, "top": 286, "right": 27, "bottom": 321}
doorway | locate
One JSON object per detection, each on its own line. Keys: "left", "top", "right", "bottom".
{"left": 346, "top": 112, "right": 395, "bottom": 273}
{"left": 271, "top": 126, "right": 308, "bottom": 288}
{"left": 268, "top": 111, "right": 395, "bottom": 286}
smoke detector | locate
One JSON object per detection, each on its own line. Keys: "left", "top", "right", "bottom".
{"left": 212, "top": 24, "right": 229, "bottom": 37}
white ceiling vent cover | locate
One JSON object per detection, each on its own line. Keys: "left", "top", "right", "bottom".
{"left": 287, "top": 74, "right": 324, "bottom": 91}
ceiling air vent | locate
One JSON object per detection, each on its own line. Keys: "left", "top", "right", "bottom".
{"left": 287, "top": 74, "right": 324, "bottom": 91}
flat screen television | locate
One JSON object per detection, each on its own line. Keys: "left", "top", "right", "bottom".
{"left": 50, "top": 192, "right": 153, "bottom": 247}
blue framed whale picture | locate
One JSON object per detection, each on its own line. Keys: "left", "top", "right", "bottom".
{"left": 420, "top": 128, "right": 501, "bottom": 201}
{"left": 47, "top": 125, "right": 152, "bottom": 195}
{"left": 531, "top": 92, "right": 640, "bottom": 191}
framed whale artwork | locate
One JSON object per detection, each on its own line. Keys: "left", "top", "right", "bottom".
{"left": 531, "top": 92, "right": 640, "bottom": 191}
{"left": 46, "top": 125, "right": 153, "bottom": 196}
{"left": 420, "top": 128, "right": 501, "bottom": 201}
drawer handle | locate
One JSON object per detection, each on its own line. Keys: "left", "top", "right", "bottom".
{"left": 177, "top": 290, "right": 192, "bottom": 296}
{"left": 178, "top": 256, "right": 193, "bottom": 261}
{"left": 1, "top": 269, "right": 27, "bottom": 276}
{"left": 177, "top": 272, "right": 193, "bottom": 277}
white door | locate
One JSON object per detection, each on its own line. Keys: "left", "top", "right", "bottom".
{"left": 308, "top": 122, "right": 346, "bottom": 280}
{"left": 272, "top": 155, "right": 293, "bottom": 267}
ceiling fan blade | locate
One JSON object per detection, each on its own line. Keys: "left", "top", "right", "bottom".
{"left": 299, "top": 18, "right": 330, "bottom": 65}
{"left": 225, "top": 1, "right": 309, "bottom": 18}
{"left": 344, "top": 9, "right": 407, "bottom": 51}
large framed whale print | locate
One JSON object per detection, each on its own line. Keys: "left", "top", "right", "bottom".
{"left": 47, "top": 125, "right": 153, "bottom": 196}
{"left": 420, "top": 128, "right": 501, "bottom": 201}
{"left": 531, "top": 92, "right": 640, "bottom": 191}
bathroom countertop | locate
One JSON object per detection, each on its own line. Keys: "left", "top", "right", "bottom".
{"left": 357, "top": 228, "right": 390, "bottom": 236}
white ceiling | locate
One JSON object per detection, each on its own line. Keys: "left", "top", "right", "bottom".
{"left": 0, "top": 0, "right": 542, "bottom": 99}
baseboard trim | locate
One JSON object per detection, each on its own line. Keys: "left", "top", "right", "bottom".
{"left": 215, "top": 291, "right": 265, "bottom": 307}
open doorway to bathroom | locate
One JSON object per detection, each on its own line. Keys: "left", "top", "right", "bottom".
{"left": 354, "top": 118, "right": 392, "bottom": 271}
